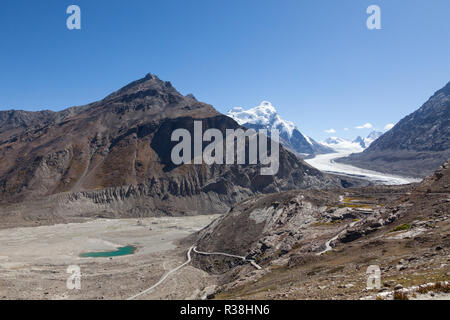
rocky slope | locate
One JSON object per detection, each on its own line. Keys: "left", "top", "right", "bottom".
{"left": 227, "top": 102, "right": 334, "bottom": 158}
{"left": 0, "top": 74, "right": 355, "bottom": 223}
{"left": 191, "top": 160, "right": 449, "bottom": 299}
{"left": 338, "top": 82, "right": 450, "bottom": 178}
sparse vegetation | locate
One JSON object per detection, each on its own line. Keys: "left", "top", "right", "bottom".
{"left": 338, "top": 203, "right": 372, "bottom": 209}
{"left": 391, "top": 223, "right": 411, "bottom": 232}
{"left": 393, "top": 291, "right": 409, "bottom": 300}
{"left": 416, "top": 282, "right": 450, "bottom": 294}
{"left": 313, "top": 219, "right": 342, "bottom": 226}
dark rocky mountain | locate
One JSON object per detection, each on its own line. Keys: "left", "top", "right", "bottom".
{"left": 0, "top": 74, "right": 355, "bottom": 221}
{"left": 338, "top": 82, "right": 450, "bottom": 178}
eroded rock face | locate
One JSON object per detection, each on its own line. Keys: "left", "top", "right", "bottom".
{"left": 192, "top": 160, "right": 449, "bottom": 279}
{"left": 193, "top": 190, "right": 341, "bottom": 272}
{"left": 416, "top": 160, "right": 450, "bottom": 193}
{"left": 0, "top": 74, "right": 350, "bottom": 219}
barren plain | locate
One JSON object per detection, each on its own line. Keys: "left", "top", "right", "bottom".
{"left": 0, "top": 215, "right": 220, "bottom": 300}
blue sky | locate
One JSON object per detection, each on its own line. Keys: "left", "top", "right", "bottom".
{"left": 0, "top": 0, "right": 448, "bottom": 141}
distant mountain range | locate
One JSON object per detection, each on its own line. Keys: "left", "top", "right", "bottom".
{"left": 1, "top": 73, "right": 446, "bottom": 223}
{"left": 338, "top": 82, "right": 450, "bottom": 177}
{"left": 322, "top": 131, "right": 383, "bottom": 154}
{"left": 0, "top": 74, "right": 354, "bottom": 219}
{"left": 354, "top": 131, "right": 384, "bottom": 149}
{"left": 227, "top": 102, "right": 334, "bottom": 158}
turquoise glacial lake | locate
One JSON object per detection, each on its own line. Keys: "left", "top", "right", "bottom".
{"left": 80, "top": 245, "right": 137, "bottom": 258}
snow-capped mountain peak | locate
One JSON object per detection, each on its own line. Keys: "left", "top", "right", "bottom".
{"left": 366, "top": 130, "right": 383, "bottom": 141}
{"left": 324, "top": 137, "right": 347, "bottom": 145}
{"left": 322, "top": 137, "right": 364, "bottom": 153}
{"left": 227, "top": 101, "right": 295, "bottom": 137}
{"left": 353, "top": 131, "right": 383, "bottom": 149}
{"left": 226, "top": 102, "right": 334, "bottom": 157}
{"left": 322, "top": 131, "right": 384, "bottom": 154}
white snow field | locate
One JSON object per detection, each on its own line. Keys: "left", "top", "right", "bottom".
{"left": 306, "top": 152, "right": 421, "bottom": 185}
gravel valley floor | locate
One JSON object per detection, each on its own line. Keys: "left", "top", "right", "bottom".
{"left": 0, "top": 215, "right": 220, "bottom": 300}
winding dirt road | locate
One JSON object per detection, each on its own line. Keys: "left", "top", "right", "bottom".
{"left": 127, "top": 245, "right": 262, "bottom": 300}
{"left": 127, "top": 246, "right": 195, "bottom": 300}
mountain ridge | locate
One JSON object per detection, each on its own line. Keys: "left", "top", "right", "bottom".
{"left": 321, "top": 130, "right": 383, "bottom": 154}
{"left": 0, "top": 74, "right": 357, "bottom": 222}
{"left": 338, "top": 81, "right": 450, "bottom": 177}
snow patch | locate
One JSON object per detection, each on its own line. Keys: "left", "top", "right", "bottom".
{"left": 302, "top": 133, "right": 313, "bottom": 146}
